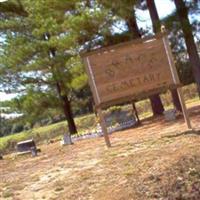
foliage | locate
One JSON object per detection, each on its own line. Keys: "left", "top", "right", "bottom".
{"left": 107, "top": 106, "right": 122, "bottom": 114}
{"left": 0, "top": 84, "right": 198, "bottom": 153}
{"left": 0, "top": 113, "right": 96, "bottom": 153}
{"left": 0, "top": 0, "right": 95, "bottom": 135}
{"left": 0, "top": 0, "right": 199, "bottom": 138}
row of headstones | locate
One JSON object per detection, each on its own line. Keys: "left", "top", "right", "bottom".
{"left": 71, "top": 119, "right": 137, "bottom": 142}
{"left": 71, "top": 109, "right": 177, "bottom": 142}
{"left": 1, "top": 109, "right": 176, "bottom": 155}
{"left": 0, "top": 119, "right": 138, "bottom": 157}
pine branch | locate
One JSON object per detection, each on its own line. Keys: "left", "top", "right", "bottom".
{"left": 0, "top": 1, "right": 28, "bottom": 17}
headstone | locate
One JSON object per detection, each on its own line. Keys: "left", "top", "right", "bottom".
{"left": 96, "top": 123, "right": 103, "bottom": 136}
{"left": 60, "top": 134, "right": 72, "bottom": 146}
{"left": 17, "top": 139, "right": 36, "bottom": 152}
{"left": 164, "top": 109, "right": 176, "bottom": 121}
{"left": 30, "top": 146, "right": 37, "bottom": 157}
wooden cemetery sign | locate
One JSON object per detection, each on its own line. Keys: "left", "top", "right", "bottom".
{"left": 83, "top": 35, "right": 178, "bottom": 107}
{"left": 82, "top": 33, "right": 192, "bottom": 147}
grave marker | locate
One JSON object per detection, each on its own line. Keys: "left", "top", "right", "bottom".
{"left": 17, "top": 139, "right": 36, "bottom": 152}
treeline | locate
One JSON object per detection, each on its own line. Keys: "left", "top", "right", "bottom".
{"left": 0, "top": 0, "right": 199, "bottom": 138}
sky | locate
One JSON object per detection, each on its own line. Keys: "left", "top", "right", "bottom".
{"left": 0, "top": 92, "right": 17, "bottom": 101}
{"left": 0, "top": 0, "right": 190, "bottom": 102}
{"left": 136, "top": 0, "right": 176, "bottom": 30}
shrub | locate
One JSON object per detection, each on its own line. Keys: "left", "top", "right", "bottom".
{"left": 107, "top": 106, "right": 122, "bottom": 114}
{"left": 11, "top": 123, "right": 24, "bottom": 134}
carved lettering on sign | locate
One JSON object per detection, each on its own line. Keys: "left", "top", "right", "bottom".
{"left": 83, "top": 37, "right": 177, "bottom": 106}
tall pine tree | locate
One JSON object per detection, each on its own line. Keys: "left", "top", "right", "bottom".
{"left": 146, "top": 0, "right": 182, "bottom": 112}
{"left": 174, "top": 0, "right": 200, "bottom": 96}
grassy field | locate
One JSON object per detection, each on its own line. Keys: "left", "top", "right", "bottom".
{"left": 0, "top": 104, "right": 200, "bottom": 200}
{"left": 0, "top": 114, "right": 97, "bottom": 153}
{"left": 0, "top": 84, "right": 199, "bottom": 153}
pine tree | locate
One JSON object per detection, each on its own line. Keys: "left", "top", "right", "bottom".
{"left": 99, "top": 0, "right": 165, "bottom": 116}
{"left": 0, "top": 0, "right": 114, "bottom": 137}
{"left": 0, "top": 0, "right": 86, "bottom": 138}
{"left": 146, "top": 0, "right": 182, "bottom": 112}
{"left": 174, "top": 0, "right": 200, "bottom": 96}
{"left": 0, "top": 0, "right": 27, "bottom": 16}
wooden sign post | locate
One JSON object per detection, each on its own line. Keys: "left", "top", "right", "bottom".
{"left": 97, "top": 108, "right": 111, "bottom": 147}
{"left": 82, "top": 29, "right": 192, "bottom": 147}
{"left": 161, "top": 26, "right": 192, "bottom": 129}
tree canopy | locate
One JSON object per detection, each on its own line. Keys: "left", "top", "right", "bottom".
{"left": 0, "top": 0, "right": 199, "bottom": 137}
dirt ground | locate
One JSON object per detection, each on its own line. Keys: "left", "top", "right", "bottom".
{"left": 1, "top": 104, "right": 200, "bottom": 200}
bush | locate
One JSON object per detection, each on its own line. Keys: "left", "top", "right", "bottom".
{"left": 23, "top": 123, "right": 31, "bottom": 131}
{"left": 107, "top": 106, "right": 122, "bottom": 114}
{"left": 11, "top": 123, "right": 24, "bottom": 134}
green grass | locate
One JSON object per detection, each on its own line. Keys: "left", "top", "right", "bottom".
{"left": 0, "top": 114, "right": 96, "bottom": 153}
{"left": 0, "top": 84, "right": 199, "bottom": 153}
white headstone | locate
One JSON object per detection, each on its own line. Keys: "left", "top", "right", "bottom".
{"left": 164, "top": 109, "right": 176, "bottom": 121}
{"left": 61, "top": 134, "right": 72, "bottom": 146}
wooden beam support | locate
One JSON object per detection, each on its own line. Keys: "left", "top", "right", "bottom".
{"left": 177, "top": 88, "right": 192, "bottom": 129}
{"left": 162, "top": 26, "right": 192, "bottom": 129}
{"left": 97, "top": 108, "right": 111, "bottom": 148}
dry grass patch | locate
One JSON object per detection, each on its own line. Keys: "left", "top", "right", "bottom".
{"left": 0, "top": 105, "right": 200, "bottom": 200}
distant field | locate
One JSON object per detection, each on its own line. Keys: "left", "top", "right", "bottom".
{"left": 0, "top": 114, "right": 97, "bottom": 153}
{"left": 0, "top": 84, "right": 199, "bottom": 153}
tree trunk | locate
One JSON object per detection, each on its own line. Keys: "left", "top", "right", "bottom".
{"left": 88, "top": 97, "right": 94, "bottom": 113}
{"left": 171, "top": 89, "right": 182, "bottom": 112}
{"left": 46, "top": 38, "right": 77, "bottom": 136}
{"left": 126, "top": 15, "right": 141, "bottom": 121}
{"left": 126, "top": 16, "right": 141, "bottom": 38}
{"left": 147, "top": 0, "right": 182, "bottom": 113}
{"left": 174, "top": 0, "right": 200, "bottom": 96}
{"left": 56, "top": 82, "right": 77, "bottom": 135}
{"left": 127, "top": 9, "right": 164, "bottom": 116}
{"left": 146, "top": 0, "right": 160, "bottom": 33}
{"left": 132, "top": 102, "right": 140, "bottom": 124}
{"left": 149, "top": 94, "right": 164, "bottom": 115}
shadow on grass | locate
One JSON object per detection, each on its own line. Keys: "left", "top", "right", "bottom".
{"left": 139, "top": 104, "right": 200, "bottom": 127}
{"left": 142, "top": 150, "right": 200, "bottom": 199}
{"left": 162, "top": 129, "right": 200, "bottom": 139}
